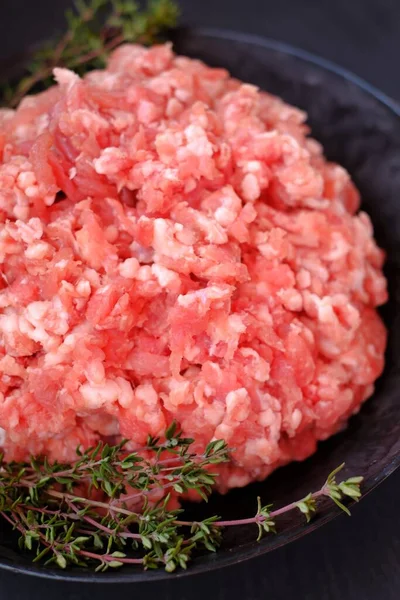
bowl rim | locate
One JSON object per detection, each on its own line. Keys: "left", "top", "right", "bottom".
{"left": 0, "top": 26, "right": 399, "bottom": 583}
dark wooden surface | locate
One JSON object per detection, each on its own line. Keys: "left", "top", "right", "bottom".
{"left": 0, "top": 1, "right": 399, "bottom": 598}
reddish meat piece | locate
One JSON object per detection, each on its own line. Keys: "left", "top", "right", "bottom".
{"left": 0, "top": 45, "right": 387, "bottom": 497}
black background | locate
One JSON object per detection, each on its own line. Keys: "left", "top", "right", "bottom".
{"left": 0, "top": 1, "right": 400, "bottom": 599}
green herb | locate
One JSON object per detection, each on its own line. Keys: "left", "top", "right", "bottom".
{"left": 0, "top": 0, "right": 179, "bottom": 107}
{"left": 0, "top": 426, "right": 362, "bottom": 572}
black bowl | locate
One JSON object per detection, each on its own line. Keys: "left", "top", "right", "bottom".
{"left": 0, "top": 28, "right": 399, "bottom": 583}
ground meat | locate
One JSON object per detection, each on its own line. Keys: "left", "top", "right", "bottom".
{"left": 0, "top": 43, "right": 387, "bottom": 492}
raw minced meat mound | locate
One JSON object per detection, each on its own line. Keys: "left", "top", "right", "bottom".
{"left": 0, "top": 43, "right": 387, "bottom": 492}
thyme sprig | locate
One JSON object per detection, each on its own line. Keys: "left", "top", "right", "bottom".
{"left": 0, "top": 425, "right": 363, "bottom": 573}
{"left": 1, "top": 0, "right": 179, "bottom": 107}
